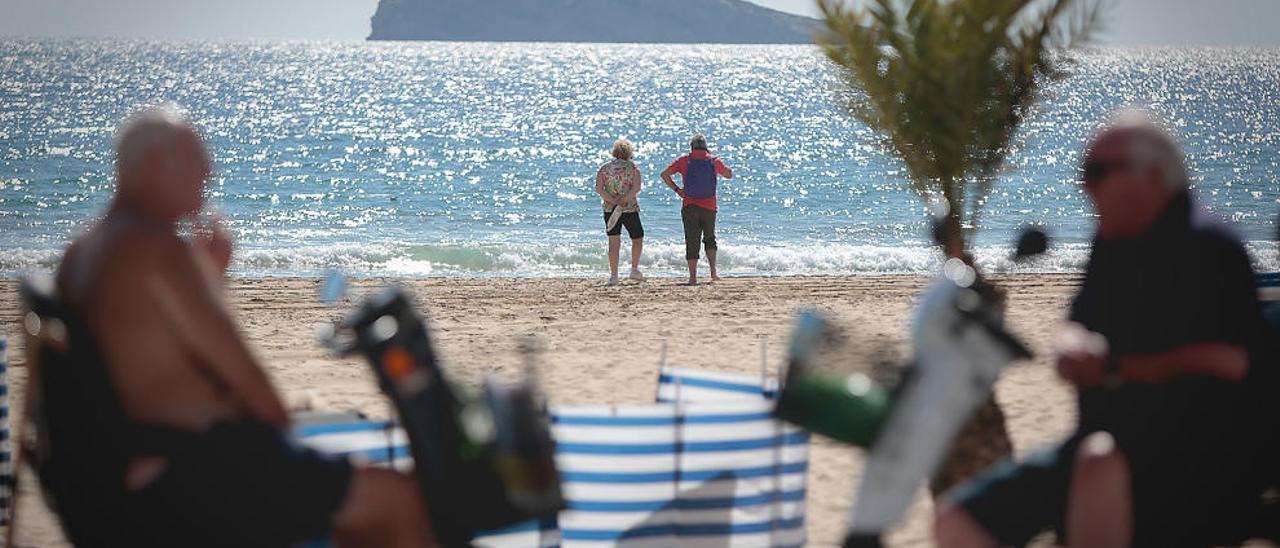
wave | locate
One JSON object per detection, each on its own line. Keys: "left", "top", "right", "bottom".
{"left": 5, "top": 240, "right": 1276, "bottom": 278}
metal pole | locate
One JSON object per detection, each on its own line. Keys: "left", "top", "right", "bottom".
{"left": 758, "top": 335, "right": 768, "bottom": 395}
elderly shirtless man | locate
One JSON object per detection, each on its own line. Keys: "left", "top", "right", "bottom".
{"left": 55, "top": 105, "right": 431, "bottom": 547}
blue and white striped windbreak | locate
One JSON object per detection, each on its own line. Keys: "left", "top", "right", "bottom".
{"left": 294, "top": 407, "right": 808, "bottom": 546}
{"left": 293, "top": 366, "right": 809, "bottom": 547}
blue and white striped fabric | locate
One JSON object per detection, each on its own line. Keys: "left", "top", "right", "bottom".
{"left": 656, "top": 366, "right": 778, "bottom": 403}
{"left": 293, "top": 367, "right": 810, "bottom": 547}
{"left": 292, "top": 419, "right": 561, "bottom": 547}
{"left": 550, "top": 402, "right": 807, "bottom": 548}
{"left": 293, "top": 405, "right": 808, "bottom": 547}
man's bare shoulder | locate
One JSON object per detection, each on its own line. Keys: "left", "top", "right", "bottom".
{"left": 61, "top": 222, "right": 198, "bottom": 301}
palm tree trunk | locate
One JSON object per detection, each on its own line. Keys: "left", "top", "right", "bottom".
{"left": 930, "top": 396, "right": 1014, "bottom": 495}
{"left": 929, "top": 205, "right": 1016, "bottom": 496}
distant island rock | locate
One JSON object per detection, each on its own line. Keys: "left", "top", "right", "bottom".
{"left": 368, "top": 0, "right": 818, "bottom": 44}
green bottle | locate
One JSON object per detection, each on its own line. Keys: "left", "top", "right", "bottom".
{"left": 775, "top": 312, "right": 891, "bottom": 448}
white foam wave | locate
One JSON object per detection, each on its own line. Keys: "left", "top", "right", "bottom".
{"left": 0, "top": 248, "right": 63, "bottom": 273}
{"left": 224, "top": 241, "right": 1098, "bottom": 277}
{"left": 4, "top": 241, "right": 1275, "bottom": 278}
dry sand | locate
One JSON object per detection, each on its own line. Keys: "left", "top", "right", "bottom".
{"left": 0, "top": 274, "right": 1083, "bottom": 547}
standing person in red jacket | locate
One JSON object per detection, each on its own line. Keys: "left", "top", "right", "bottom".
{"left": 660, "top": 134, "right": 734, "bottom": 285}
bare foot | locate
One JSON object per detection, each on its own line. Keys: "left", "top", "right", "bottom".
{"left": 710, "top": 275, "right": 722, "bottom": 282}
{"left": 681, "top": 279, "right": 698, "bottom": 286}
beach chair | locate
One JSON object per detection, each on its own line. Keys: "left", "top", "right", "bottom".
{"left": 11, "top": 275, "right": 166, "bottom": 545}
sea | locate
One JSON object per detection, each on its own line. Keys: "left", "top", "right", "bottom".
{"left": 2, "top": 40, "right": 1278, "bottom": 277}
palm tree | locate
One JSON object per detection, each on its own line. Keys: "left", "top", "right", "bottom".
{"left": 815, "top": 0, "right": 1104, "bottom": 493}
{"left": 817, "top": 0, "right": 1102, "bottom": 257}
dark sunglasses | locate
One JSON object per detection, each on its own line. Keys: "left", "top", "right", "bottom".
{"left": 1080, "top": 158, "right": 1136, "bottom": 187}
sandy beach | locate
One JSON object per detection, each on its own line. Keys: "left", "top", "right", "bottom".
{"left": 0, "top": 274, "right": 1082, "bottom": 547}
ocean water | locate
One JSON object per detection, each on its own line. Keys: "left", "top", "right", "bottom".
{"left": 1, "top": 40, "right": 1278, "bottom": 277}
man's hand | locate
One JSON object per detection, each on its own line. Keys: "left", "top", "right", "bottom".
{"left": 675, "top": 188, "right": 685, "bottom": 198}
{"left": 194, "top": 215, "right": 234, "bottom": 275}
{"left": 1055, "top": 322, "right": 1111, "bottom": 387}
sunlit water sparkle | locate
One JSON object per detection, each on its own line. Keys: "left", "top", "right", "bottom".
{"left": 1, "top": 41, "right": 1277, "bottom": 276}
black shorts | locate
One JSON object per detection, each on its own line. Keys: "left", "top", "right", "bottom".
{"left": 604, "top": 210, "right": 644, "bottom": 239}
{"left": 953, "top": 427, "right": 1271, "bottom": 547}
{"left": 129, "top": 419, "right": 354, "bottom": 547}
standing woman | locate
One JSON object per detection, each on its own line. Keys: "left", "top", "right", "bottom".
{"left": 595, "top": 138, "right": 645, "bottom": 286}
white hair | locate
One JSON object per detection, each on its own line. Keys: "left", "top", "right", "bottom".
{"left": 611, "top": 138, "right": 634, "bottom": 160}
{"left": 1101, "top": 109, "right": 1189, "bottom": 191}
{"left": 114, "top": 103, "right": 192, "bottom": 176}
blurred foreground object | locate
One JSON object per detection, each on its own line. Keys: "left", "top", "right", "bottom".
{"left": 776, "top": 229, "right": 1046, "bottom": 546}
{"left": 816, "top": 0, "right": 1104, "bottom": 495}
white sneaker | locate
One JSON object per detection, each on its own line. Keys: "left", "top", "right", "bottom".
{"left": 629, "top": 270, "right": 645, "bottom": 281}
{"left": 606, "top": 276, "right": 620, "bottom": 287}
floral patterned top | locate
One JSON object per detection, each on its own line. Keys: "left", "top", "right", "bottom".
{"left": 598, "top": 158, "right": 642, "bottom": 213}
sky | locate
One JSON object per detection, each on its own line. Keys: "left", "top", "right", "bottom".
{"left": 1, "top": 0, "right": 1278, "bottom": 46}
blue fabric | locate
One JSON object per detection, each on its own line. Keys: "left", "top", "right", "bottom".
{"left": 684, "top": 157, "right": 718, "bottom": 199}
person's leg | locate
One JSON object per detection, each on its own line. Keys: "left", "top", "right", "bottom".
{"left": 630, "top": 238, "right": 643, "bottom": 275}
{"left": 333, "top": 468, "right": 432, "bottom": 548}
{"left": 1064, "top": 432, "right": 1132, "bottom": 548}
{"left": 935, "top": 437, "right": 1078, "bottom": 548}
{"left": 607, "top": 235, "right": 621, "bottom": 281}
{"left": 681, "top": 206, "right": 701, "bottom": 284}
{"left": 934, "top": 503, "right": 999, "bottom": 548}
{"left": 703, "top": 210, "right": 719, "bottom": 280}
{"left": 624, "top": 213, "right": 645, "bottom": 279}
{"left": 604, "top": 212, "right": 622, "bottom": 284}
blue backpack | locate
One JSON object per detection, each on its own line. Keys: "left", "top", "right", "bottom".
{"left": 684, "top": 156, "right": 718, "bottom": 199}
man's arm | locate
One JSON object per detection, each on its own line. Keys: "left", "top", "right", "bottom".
{"left": 660, "top": 168, "right": 684, "bottom": 198}
{"left": 192, "top": 216, "right": 233, "bottom": 290}
{"left": 1057, "top": 322, "right": 1249, "bottom": 386}
{"left": 153, "top": 241, "right": 289, "bottom": 426}
{"left": 1119, "top": 343, "right": 1248, "bottom": 383}
{"left": 715, "top": 159, "right": 734, "bottom": 180}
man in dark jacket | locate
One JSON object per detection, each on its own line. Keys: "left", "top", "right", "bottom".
{"left": 935, "top": 112, "right": 1277, "bottom": 547}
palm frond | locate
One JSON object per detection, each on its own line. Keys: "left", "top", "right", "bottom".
{"left": 818, "top": 0, "right": 1105, "bottom": 255}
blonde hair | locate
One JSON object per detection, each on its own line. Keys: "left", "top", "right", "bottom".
{"left": 611, "top": 138, "right": 634, "bottom": 161}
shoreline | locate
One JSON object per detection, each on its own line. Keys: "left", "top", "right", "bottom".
{"left": 1, "top": 274, "right": 1082, "bottom": 546}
